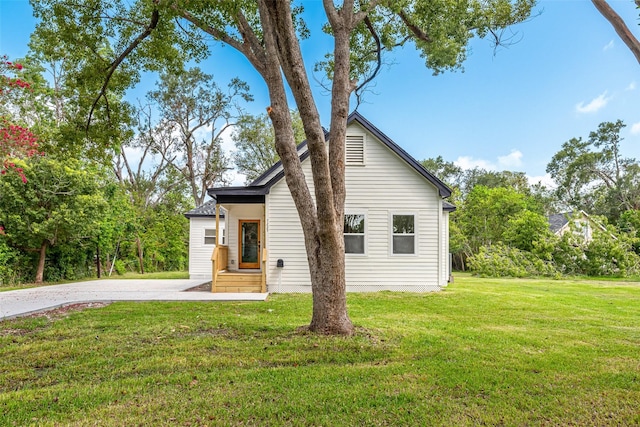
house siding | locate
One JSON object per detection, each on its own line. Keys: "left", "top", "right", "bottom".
{"left": 188, "top": 217, "right": 225, "bottom": 279}
{"left": 266, "top": 121, "right": 445, "bottom": 292}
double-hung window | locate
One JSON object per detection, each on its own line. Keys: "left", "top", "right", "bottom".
{"left": 204, "top": 229, "right": 216, "bottom": 245}
{"left": 344, "top": 214, "right": 365, "bottom": 254}
{"left": 392, "top": 214, "right": 415, "bottom": 254}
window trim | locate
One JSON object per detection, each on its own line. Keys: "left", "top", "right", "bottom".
{"left": 344, "top": 211, "right": 367, "bottom": 256}
{"left": 204, "top": 228, "right": 217, "bottom": 245}
{"left": 389, "top": 212, "right": 418, "bottom": 256}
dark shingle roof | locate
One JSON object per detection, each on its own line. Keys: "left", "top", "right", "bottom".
{"left": 184, "top": 200, "right": 225, "bottom": 218}
{"left": 548, "top": 212, "right": 572, "bottom": 233}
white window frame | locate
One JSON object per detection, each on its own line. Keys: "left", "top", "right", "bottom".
{"left": 389, "top": 212, "right": 418, "bottom": 256}
{"left": 204, "top": 228, "right": 217, "bottom": 245}
{"left": 344, "top": 211, "right": 367, "bottom": 256}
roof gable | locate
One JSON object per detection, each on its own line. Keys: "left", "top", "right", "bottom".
{"left": 210, "top": 111, "right": 451, "bottom": 200}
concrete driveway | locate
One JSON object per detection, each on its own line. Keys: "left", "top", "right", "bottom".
{"left": 0, "top": 279, "right": 268, "bottom": 320}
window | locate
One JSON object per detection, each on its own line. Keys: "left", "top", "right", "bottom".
{"left": 204, "top": 228, "right": 216, "bottom": 245}
{"left": 344, "top": 214, "right": 365, "bottom": 254}
{"left": 346, "top": 135, "right": 364, "bottom": 165}
{"left": 392, "top": 214, "right": 415, "bottom": 254}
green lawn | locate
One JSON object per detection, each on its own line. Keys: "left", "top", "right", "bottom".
{"left": 1, "top": 275, "right": 639, "bottom": 426}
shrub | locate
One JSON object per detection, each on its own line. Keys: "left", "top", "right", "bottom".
{"left": 582, "top": 231, "right": 640, "bottom": 277}
{"left": 468, "top": 243, "right": 558, "bottom": 278}
{"left": 114, "top": 259, "right": 127, "bottom": 275}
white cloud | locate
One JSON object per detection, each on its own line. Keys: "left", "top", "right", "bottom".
{"left": 454, "top": 156, "right": 496, "bottom": 171}
{"left": 526, "top": 173, "right": 556, "bottom": 188}
{"left": 626, "top": 81, "right": 637, "bottom": 91}
{"left": 631, "top": 122, "right": 640, "bottom": 135}
{"left": 603, "top": 40, "right": 614, "bottom": 51}
{"left": 575, "top": 91, "right": 611, "bottom": 114}
{"left": 498, "top": 150, "right": 523, "bottom": 168}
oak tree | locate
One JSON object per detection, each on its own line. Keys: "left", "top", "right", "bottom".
{"left": 33, "top": 0, "right": 535, "bottom": 334}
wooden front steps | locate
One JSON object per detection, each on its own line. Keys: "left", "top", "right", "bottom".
{"left": 214, "top": 271, "right": 263, "bottom": 293}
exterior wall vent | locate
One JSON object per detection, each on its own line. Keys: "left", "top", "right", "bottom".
{"left": 346, "top": 135, "right": 365, "bottom": 165}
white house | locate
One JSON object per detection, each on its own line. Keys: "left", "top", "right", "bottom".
{"left": 203, "top": 111, "right": 454, "bottom": 292}
{"left": 184, "top": 200, "right": 226, "bottom": 279}
{"left": 548, "top": 210, "right": 608, "bottom": 243}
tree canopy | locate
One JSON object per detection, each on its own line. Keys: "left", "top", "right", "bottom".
{"left": 547, "top": 120, "right": 640, "bottom": 221}
{"left": 32, "top": 0, "right": 536, "bottom": 334}
{"left": 233, "top": 110, "right": 305, "bottom": 183}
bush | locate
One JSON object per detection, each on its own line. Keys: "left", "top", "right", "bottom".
{"left": 114, "top": 259, "right": 127, "bottom": 275}
{"left": 582, "top": 231, "right": 640, "bottom": 276}
{"left": 0, "top": 239, "right": 18, "bottom": 285}
{"left": 468, "top": 243, "right": 558, "bottom": 278}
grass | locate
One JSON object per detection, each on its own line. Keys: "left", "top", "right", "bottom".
{"left": 108, "top": 270, "right": 190, "bottom": 280}
{"left": 1, "top": 275, "right": 639, "bottom": 426}
{"left": 0, "top": 270, "right": 189, "bottom": 292}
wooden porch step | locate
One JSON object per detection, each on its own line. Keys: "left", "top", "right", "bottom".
{"left": 214, "top": 272, "right": 263, "bottom": 293}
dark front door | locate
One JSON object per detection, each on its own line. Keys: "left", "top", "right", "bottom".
{"left": 239, "top": 220, "right": 260, "bottom": 269}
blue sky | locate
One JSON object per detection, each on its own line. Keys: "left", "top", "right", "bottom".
{"left": 1, "top": 0, "right": 639, "bottom": 186}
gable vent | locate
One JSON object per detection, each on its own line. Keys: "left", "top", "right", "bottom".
{"left": 346, "top": 135, "right": 365, "bottom": 165}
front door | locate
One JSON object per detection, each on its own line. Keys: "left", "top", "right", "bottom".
{"left": 239, "top": 220, "right": 260, "bottom": 269}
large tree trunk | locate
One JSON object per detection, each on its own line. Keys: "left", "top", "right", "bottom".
{"left": 591, "top": 0, "right": 640, "bottom": 65}
{"left": 259, "top": 0, "right": 354, "bottom": 335}
{"left": 35, "top": 241, "right": 48, "bottom": 283}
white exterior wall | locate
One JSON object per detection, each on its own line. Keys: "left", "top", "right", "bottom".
{"left": 441, "top": 211, "right": 450, "bottom": 286}
{"left": 224, "top": 204, "right": 265, "bottom": 271}
{"left": 188, "top": 217, "right": 225, "bottom": 279}
{"left": 266, "top": 122, "right": 446, "bottom": 292}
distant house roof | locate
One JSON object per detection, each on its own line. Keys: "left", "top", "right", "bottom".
{"left": 548, "top": 212, "right": 571, "bottom": 234}
{"left": 209, "top": 111, "right": 452, "bottom": 202}
{"left": 184, "top": 200, "right": 226, "bottom": 218}
{"left": 548, "top": 210, "right": 609, "bottom": 236}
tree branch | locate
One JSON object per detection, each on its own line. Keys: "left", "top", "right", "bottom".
{"left": 354, "top": 16, "right": 383, "bottom": 104}
{"left": 398, "top": 10, "right": 431, "bottom": 43}
{"left": 591, "top": 0, "right": 640, "bottom": 65}
{"left": 87, "top": 7, "right": 160, "bottom": 130}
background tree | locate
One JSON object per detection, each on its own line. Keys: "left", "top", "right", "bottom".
{"left": 420, "top": 156, "right": 464, "bottom": 190}
{"left": 0, "top": 56, "right": 40, "bottom": 182}
{"left": 233, "top": 110, "right": 305, "bottom": 183}
{"left": 33, "top": 0, "right": 536, "bottom": 335}
{"left": 147, "top": 67, "right": 251, "bottom": 206}
{"left": 458, "top": 185, "right": 537, "bottom": 253}
{"left": 502, "top": 210, "right": 553, "bottom": 252}
{"left": 0, "top": 157, "right": 106, "bottom": 283}
{"left": 547, "top": 120, "right": 640, "bottom": 221}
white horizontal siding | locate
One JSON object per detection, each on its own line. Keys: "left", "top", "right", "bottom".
{"left": 265, "top": 121, "right": 445, "bottom": 292}
{"left": 188, "top": 217, "right": 225, "bottom": 279}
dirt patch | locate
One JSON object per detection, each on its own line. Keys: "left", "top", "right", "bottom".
{"left": 25, "top": 302, "right": 111, "bottom": 320}
{"left": 184, "top": 282, "right": 212, "bottom": 292}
